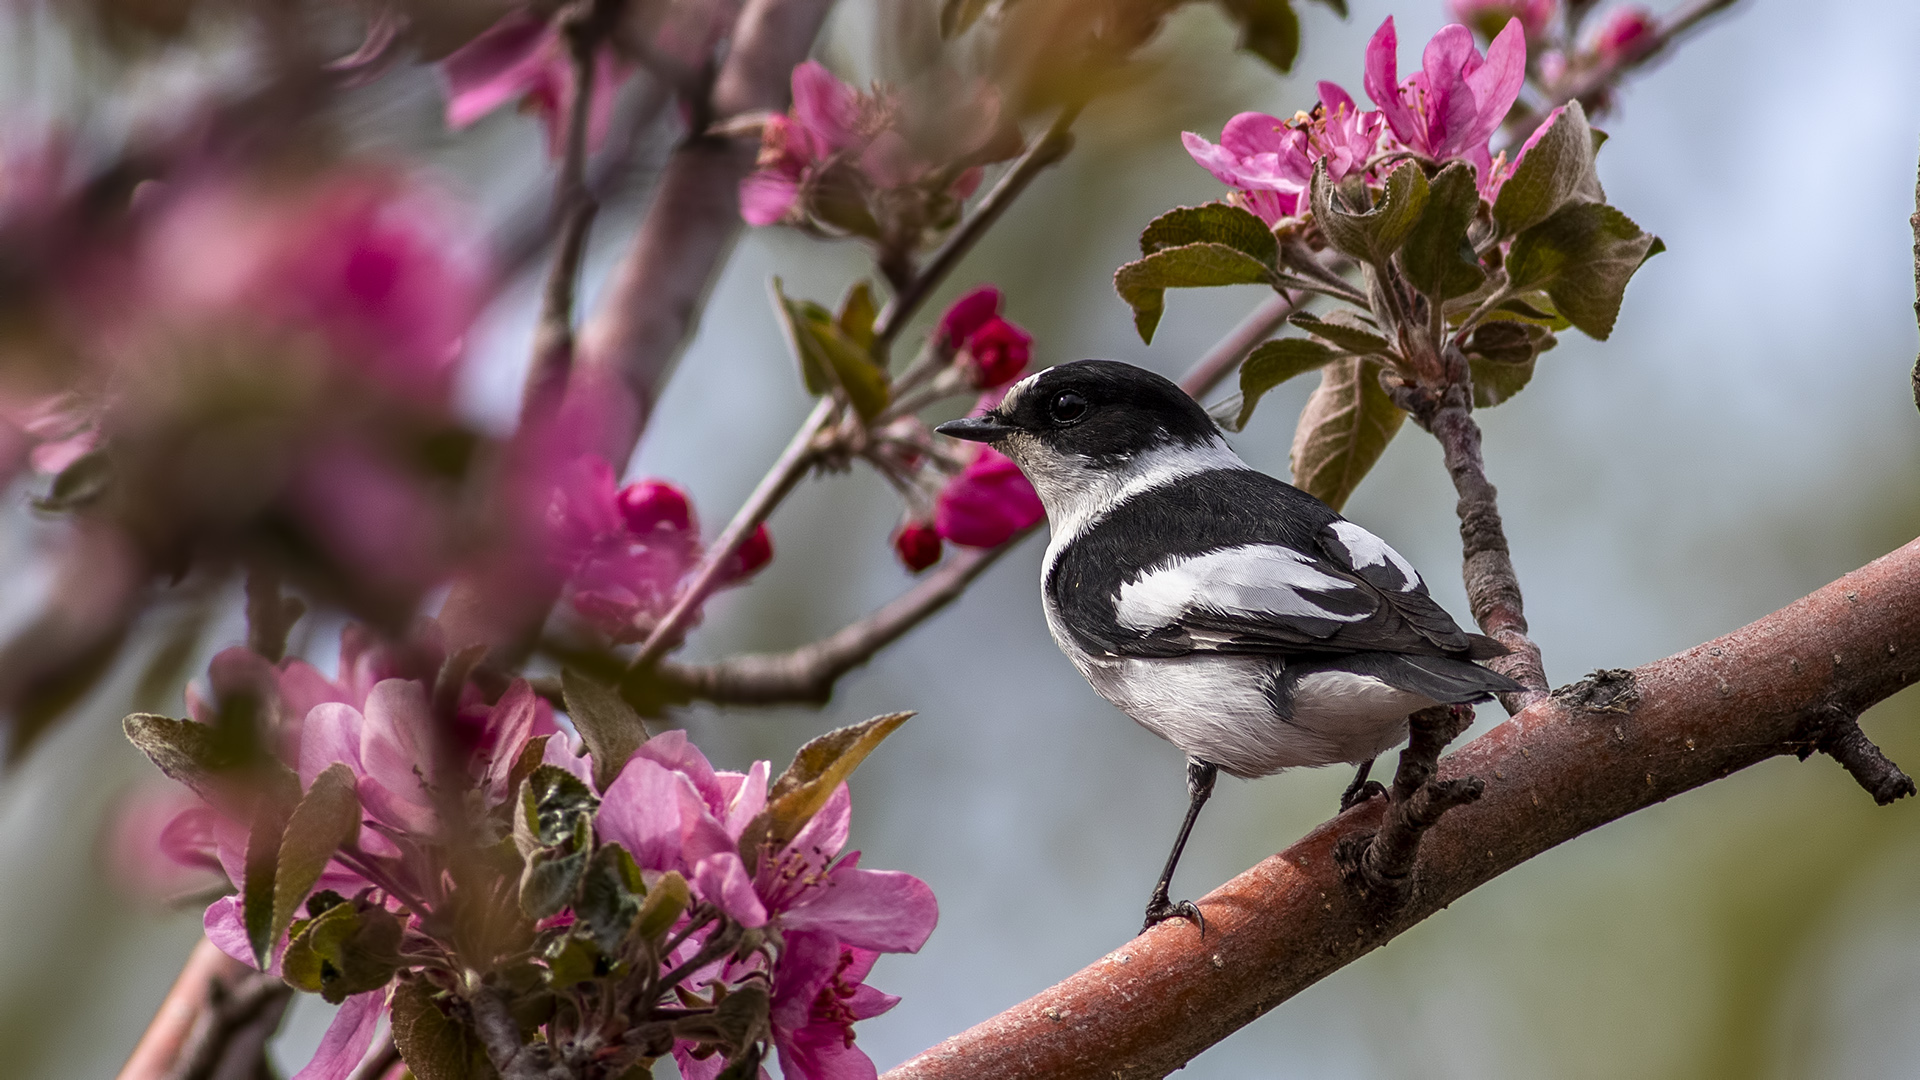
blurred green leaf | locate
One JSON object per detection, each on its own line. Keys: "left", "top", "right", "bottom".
{"left": 772, "top": 279, "right": 891, "bottom": 421}
{"left": 1217, "top": 0, "right": 1300, "bottom": 72}
{"left": 1232, "top": 338, "right": 1340, "bottom": 431}
{"left": 1114, "top": 245, "right": 1277, "bottom": 343}
{"left": 268, "top": 764, "right": 361, "bottom": 966}
{"left": 1506, "top": 203, "right": 1662, "bottom": 340}
{"left": 1399, "top": 162, "right": 1487, "bottom": 302}
{"left": 544, "top": 934, "right": 602, "bottom": 989}
{"left": 13, "top": 627, "right": 129, "bottom": 762}
{"left": 561, "top": 669, "right": 648, "bottom": 793}
{"left": 390, "top": 979, "right": 494, "bottom": 1080}
{"left": 282, "top": 900, "right": 405, "bottom": 1004}
{"left": 1289, "top": 358, "right": 1405, "bottom": 511}
{"left": 32, "top": 449, "right": 111, "bottom": 512}
{"left": 838, "top": 281, "right": 877, "bottom": 352}
{"left": 635, "top": 870, "right": 690, "bottom": 943}
{"left": 1287, "top": 311, "right": 1389, "bottom": 354}
{"left": 672, "top": 983, "right": 771, "bottom": 1058}
{"left": 504, "top": 734, "right": 551, "bottom": 809}
{"left": 1493, "top": 100, "right": 1604, "bottom": 237}
{"left": 1140, "top": 203, "right": 1279, "bottom": 265}
{"left": 1311, "top": 159, "right": 1429, "bottom": 266}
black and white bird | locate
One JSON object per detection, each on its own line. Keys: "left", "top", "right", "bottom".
{"left": 936, "top": 359, "right": 1519, "bottom": 931}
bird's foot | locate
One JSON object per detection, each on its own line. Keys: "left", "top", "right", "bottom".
{"left": 1142, "top": 893, "right": 1206, "bottom": 936}
{"left": 1339, "top": 779, "right": 1386, "bottom": 812}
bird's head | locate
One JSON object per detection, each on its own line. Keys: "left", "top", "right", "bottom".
{"left": 935, "top": 360, "right": 1231, "bottom": 521}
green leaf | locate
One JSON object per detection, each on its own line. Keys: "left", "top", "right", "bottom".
{"left": 504, "top": 734, "right": 552, "bottom": 810}
{"left": 759, "top": 712, "right": 913, "bottom": 849}
{"left": 243, "top": 802, "right": 287, "bottom": 968}
{"left": 1289, "top": 358, "right": 1406, "bottom": 511}
{"left": 635, "top": 870, "right": 690, "bottom": 942}
{"left": 122, "top": 714, "right": 243, "bottom": 801}
{"left": 1287, "top": 311, "right": 1389, "bottom": 354}
{"left": 1307, "top": 0, "right": 1345, "bottom": 13}
{"left": 1114, "top": 245, "right": 1276, "bottom": 343}
{"left": 519, "top": 842, "right": 588, "bottom": 921}
{"left": 544, "top": 934, "right": 603, "bottom": 989}
{"left": 772, "top": 279, "right": 891, "bottom": 421}
{"left": 516, "top": 765, "right": 599, "bottom": 851}
{"left": 561, "top": 669, "right": 649, "bottom": 793}
{"left": 282, "top": 900, "right": 405, "bottom": 1004}
{"left": 1140, "top": 203, "right": 1278, "bottom": 265}
{"left": 1492, "top": 100, "right": 1604, "bottom": 237}
{"left": 1398, "top": 162, "right": 1487, "bottom": 302}
{"left": 939, "top": 0, "right": 996, "bottom": 36}
{"left": 1216, "top": 0, "right": 1300, "bottom": 72}
{"left": 1311, "top": 159, "right": 1429, "bottom": 266}
{"left": 1478, "top": 293, "right": 1573, "bottom": 331}
{"left": 33, "top": 448, "right": 111, "bottom": 512}
{"left": 1464, "top": 321, "right": 1555, "bottom": 407}
{"left": 269, "top": 764, "right": 361, "bottom": 965}
{"left": 577, "top": 844, "right": 643, "bottom": 954}
{"left": 672, "top": 983, "right": 772, "bottom": 1057}
{"left": 838, "top": 281, "right": 877, "bottom": 352}
{"left": 1232, "top": 338, "right": 1340, "bottom": 431}
{"left": 390, "top": 979, "right": 493, "bottom": 1080}
{"left": 1504, "top": 202, "right": 1661, "bottom": 340}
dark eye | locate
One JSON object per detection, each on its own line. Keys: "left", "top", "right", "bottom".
{"left": 1049, "top": 391, "right": 1089, "bottom": 425}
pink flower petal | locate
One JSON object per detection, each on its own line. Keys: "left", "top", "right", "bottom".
{"left": 781, "top": 866, "right": 938, "bottom": 953}
{"left": 441, "top": 12, "right": 557, "bottom": 129}
{"left": 694, "top": 852, "right": 769, "bottom": 927}
{"left": 1364, "top": 18, "right": 1421, "bottom": 149}
{"left": 1459, "top": 18, "right": 1528, "bottom": 153}
{"left": 203, "top": 895, "right": 253, "bottom": 967}
{"left": 291, "top": 990, "right": 385, "bottom": 1080}
{"left": 934, "top": 447, "right": 1044, "bottom": 548}
{"left": 299, "top": 703, "right": 366, "bottom": 789}
{"left": 936, "top": 287, "right": 1002, "bottom": 346}
{"left": 790, "top": 61, "right": 863, "bottom": 153}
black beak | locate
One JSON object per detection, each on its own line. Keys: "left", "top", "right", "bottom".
{"left": 935, "top": 416, "right": 1016, "bottom": 443}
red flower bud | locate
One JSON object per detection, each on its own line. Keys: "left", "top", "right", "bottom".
{"left": 936, "top": 286, "right": 1001, "bottom": 347}
{"left": 720, "top": 523, "right": 774, "bottom": 583}
{"left": 893, "top": 521, "right": 943, "bottom": 572}
{"left": 962, "top": 315, "right": 1033, "bottom": 389}
{"left": 616, "top": 479, "right": 694, "bottom": 535}
{"left": 1593, "top": 6, "right": 1656, "bottom": 65}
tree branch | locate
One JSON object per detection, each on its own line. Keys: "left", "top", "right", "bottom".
{"left": 115, "top": 937, "right": 293, "bottom": 1080}
{"left": 1910, "top": 143, "right": 1919, "bottom": 414}
{"left": 882, "top": 535, "right": 1920, "bottom": 1080}
{"left": 641, "top": 322, "right": 1278, "bottom": 706}
{"left": 1504, "top": 0, "right": 1746, "bottom": 138}
{"left": 469, "top": 985, "right": 572, "bottom": 1080}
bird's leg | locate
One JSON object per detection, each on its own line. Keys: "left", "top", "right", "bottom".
{"left": 1339, "top": 758, "right": 1385, "bottom": 812}
{"left": 1142, "top": 758, "right": 1218, "bottom": 934}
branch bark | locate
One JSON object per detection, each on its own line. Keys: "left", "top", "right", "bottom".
{"left": 1910, "top": 143, "right": 1919, "bottom": 414}
{"left": 116, "top": 937, "right": 292, "bottom": 1080}
{"left": 883, "top": 535, "right": 1920, "bottom": 1080}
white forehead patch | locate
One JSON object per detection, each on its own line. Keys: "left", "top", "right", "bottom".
{"left": 998, "top": 369, "right": 1046, "bottom": 414}
{"left": 1328, "top": 521, "right": 1422, "bottom": 591}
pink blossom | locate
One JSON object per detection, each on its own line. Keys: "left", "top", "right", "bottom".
{"left": 440, "top": 9, "right": 633, "bottom": 157}
{"left": 1364, "top": 17, "right": 1527, "bottom": 187}
{"left": 770, "top": 941, "right": 901, "bottom": 1080}
{"left": 1447, "top": 0, "right": 1556, "bottom": 41}
{"left": 936, "top": 287, "right": 1034, "bottom": 388}
{"left": 935, "top": 447, "right": 1044, "bottom": 548}
{"left": 1180, "top": 85, "right": 1382, "bottom": 226}
{"left": 1592, "top": 6, "right": 1658, "bottom": 65}
{"left": 893, "top": 520, "right": 942, "bottom": 571}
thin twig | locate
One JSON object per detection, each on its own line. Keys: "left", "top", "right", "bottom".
{"left": 871, "top": 103, "right": 1083, "bottom": 351}
{"left": 1504, "top": 0, "right": 1745, "bottom": 138}
{"left": 1910, "top": 143, "right": 1919, "bottom": 414}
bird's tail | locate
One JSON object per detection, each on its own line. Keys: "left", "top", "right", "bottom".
{"left": 1336, "top": 652, "right": 1523, "bottom": 704}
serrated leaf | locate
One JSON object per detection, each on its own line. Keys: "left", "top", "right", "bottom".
{"left": 672, "top": 983, "right": 771, "bottom": 1057}
{"left": 122, "top": 714, "right": 242, "bottom": 801}
{"left": 33, "top": 448, "right": 111, "bottom": 512}
{"left": 243, "top": 802, "right": 286, "bottom": 968}
{"left": 1493, "top": 101, "right": 1604, "bottom": 237}
{"left": 561, "top": 669, "right": 648, "bottom": 793}
{"left": 761, "top": 712, "right": 913, "bottom": 848}
{"left": 1287, "top": 311, "right": 1389, "bottom": 354}
{"left": 838, "top": 281, "right": 876, "bottom": 352}
{"left": 771, "top": 279, "right": 891, "bottom": 420}
{"left": 1399, "top": 162, "right": 1487, "bottom": 302}
{"left": 1114, "top": 245, "right": 1276, "bottom": 343}
{"left": 1289, "top": 358, "right": 1406, "bottom": 511}
{"left": 1139, "top": 203, "right": 1278, "bottom": 266}
{"left": 1311, "top": 159, "right": 1429, "bottom": 266}
{"left": 939, "top": 0, "right": 996, "bottom": 36}
{"left": 269, "top": 764, "right": 361, "bottom": 965}
{"left": 1232, "top": 338, "right": 1340, "bottom": 431}
{"left": 577, "top": 844, "right": 643, "bottom": 953}
{"left": 1478, "top": 293, "right": 1573, "bottom": 331}
{"left": 1504, "top": 202, "right": 1661, "bottom": 340}
{"left": 520, "top": 845, "right": 588, "bottom": 921}
{"left": 1468, "top": 354, "right": 1537, "bottom": 408}
{"left": 635, "top": 870, "right": 690, "bottom": 942}
{"left": 282, "top": 901, "right": 405, "bottom": 1004}
{"left": 504, "top": 734, "right": 551, "bottom": 810}
{"left": 1217, "top": 0, "right": 1300, "bottom": 72}
{"left": 391, "top": 979, "right": 494, "bottom": 1080}
{"left": 520, "top": 765, "right": 599, "bottom": 849}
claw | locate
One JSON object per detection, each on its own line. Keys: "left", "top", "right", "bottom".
{"left": 1340, "top": 779, "right": 1386, "bottom": 812}
{"left": 1142, "top": 896, "right": 1206, "bottom": 936}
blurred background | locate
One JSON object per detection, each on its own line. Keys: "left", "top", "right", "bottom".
{"left": 5, "top": 0, "right": 1920, "bottom": 1077}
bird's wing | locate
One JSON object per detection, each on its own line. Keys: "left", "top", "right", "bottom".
{"left": 1046, "top": 469, "right": 1486, "bottom": 659}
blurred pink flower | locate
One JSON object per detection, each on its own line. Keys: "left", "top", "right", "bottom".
{"left": 1447, "top": 0, "right": 1556, "bottom": 40}
{"left": 1364, "top": 17, "right": 1526, "bottom": 189}
{"left": 440, "top": 9, "right": 633, "bottom": 157}
{"left": 1592, "top": 6, "right": 1658, "bottom": 65}
{"left": 1181, "top": 84, "right": 1382, "bottom": 226}
{"left": 935, "top": 447, "right": 1043, "bottom": 548}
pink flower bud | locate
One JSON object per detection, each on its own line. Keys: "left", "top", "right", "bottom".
{"left": 935, "top": 447, "right": 1043, "bottom": 548}
{"left": 1593, "top": 7, "right": 1657, "bottom": 65}
{"left": 962, "top": 315, "right": 1033, "bottom": 389}
{"left": 936, "top": 286, "right": 1002, "bottom": 348}
{"left": 893, "top": 521, "right": 943, "bottom": 572}
{"left": 720, "top": 523, "right": 774, "bottom": 583}
{"left": 617, "top": 479, "right": 694, "bottom": 536}
{"left": 1446, "top": 0, "right": 1556, "bottom": 41}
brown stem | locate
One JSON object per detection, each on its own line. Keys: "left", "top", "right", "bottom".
{"left": 882, "top": 535, "right": 1920, "bottom": 1080}
{"left": 1337, "top": 704, "right": 1483, "bottom": 907}
{"left": 1504, "top": 0, "right": 1745, "bottom": 138}
{"left": 1910, "top": 144, "right": 1919, "bottom": 414}
{"left": 116, "top": 936, "right": 293, "bottom": 1080}
{"left": 469, "top": 985, "right": 573, "bottom": 1080}
{"left": 1807, "top": 705, "right": 1917, "bottom": 806}
{"left": 638, "top": 322, "right": 1269, "bottom": 706}
{"left": 243, "top": 566, "right": 304, "bottom": 664}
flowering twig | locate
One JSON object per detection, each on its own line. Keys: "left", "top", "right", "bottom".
{"left": 645, "top": 312, "right": 1297, "bottom": 705}
{"left": 522, "top": 0, "right": 617, "bottom": 421}
{"left": 881, "top": 536, "right": 1920, "bottom": 1080}
{"left": 1504, "top": 0, "right": 1746, "bottom": 137}
{"left": 1910, "top": 147, "right": 1919, "bottom": 413}
{"left": 470, "top": 984, "right": 573, "bottom": 1080}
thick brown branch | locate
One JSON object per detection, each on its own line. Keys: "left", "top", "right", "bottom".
{"left": 573, "top": 0, "right": 841, "bottom": 464}
{"left": 469, "top": 986, "right": 572, "bottom": 1080}
{"left": 882, "top": 536, "right": 1920, "bottom": 1080}
{"left": 116, "top": 937, "right": 292, "bottom": 1080}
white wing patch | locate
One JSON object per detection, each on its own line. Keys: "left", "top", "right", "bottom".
{"left": 1115, "top": 545, "right": 1366, "bottom": 631}
{"left": 1328, "top": 520, "right": 1422, "bottom": 592}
